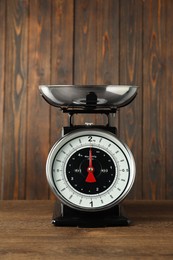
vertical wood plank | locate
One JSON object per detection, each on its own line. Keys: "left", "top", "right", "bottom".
{"left": 74, "top": 0, "right": 97, "bottom": 85}
{"left": 96, "top": 0, "right": 119, "bottom": 127}
{"left": 96, "top": 0, "right": 119, "bottom": 85}
{"left": 50, "top": 0, "right": 74, "bottom": 199}
{"left": 2, "top": 0, "right": 28, "bottom": 199}
{"left": 26, "top": 0, "right": 51, "bottom": 199}
{"left": 0, "top": 0, "right": 6, "bottom": 199}
{"left": 143, "top": 0, "right": 166, "bottom": 199}
{"left": 119, "top": 0, "right": 143, "bottom": 199}
{"left": 165, "top": 0, "right": 173, "bottom": 199}
{"left": 74, "top": 0, "right": 97, "bottom": 126}
{"left": 50, "top": 0, "right": 74, "bottom": 145}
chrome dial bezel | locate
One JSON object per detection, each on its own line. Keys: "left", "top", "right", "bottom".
{"left": 46, "top": 128, "right": 136, "bottom": 212}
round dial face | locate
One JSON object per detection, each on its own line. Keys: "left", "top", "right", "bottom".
{"left": 46, "top": 129, "right": 135, "bottom": 212}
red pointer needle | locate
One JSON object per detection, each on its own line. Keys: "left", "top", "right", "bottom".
{"left": 85, "top": 147, "right": 96, "bottom": 183}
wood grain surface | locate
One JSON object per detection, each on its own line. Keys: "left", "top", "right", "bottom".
{"left": 0, "top": 0, "right": 5, "bottom": 198}
{"left": 26, "top": 0, "right": 51, "bottom": 199}
{"left": 143, "top": 0, "right": 166, "bottom": 199}
{"left": 165, "top": 0, "right": 173, "bottom": 199}
{"left": 0, "top": 0, "right": 173, "bottom": 200}
{"left": 120, "top": 0, "right": 143, "bottom": 199}
{"left": 0, "top": 200, "right": 173, "bottom": 259}
{"left": 2, "top": 0, "right": 28, "bottom": 199}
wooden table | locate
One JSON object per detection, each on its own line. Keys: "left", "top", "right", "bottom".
{"left": 0, "top": 200, "right": 173, "bottom": 259}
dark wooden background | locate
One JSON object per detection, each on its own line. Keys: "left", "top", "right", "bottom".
{"left": 0, "top": 0, "right": 172, "bottom": 200}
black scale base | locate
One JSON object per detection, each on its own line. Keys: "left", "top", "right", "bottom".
{"left": 52, "top": 202, "right": 130, "bottom": 227}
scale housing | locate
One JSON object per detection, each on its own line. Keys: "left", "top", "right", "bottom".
{"left": 39, "top": 85, "right": 138, "bottom": 227}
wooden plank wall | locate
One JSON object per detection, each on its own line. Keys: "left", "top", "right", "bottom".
{"left": 0, "top": 0, "right": 173, "bottom": 200}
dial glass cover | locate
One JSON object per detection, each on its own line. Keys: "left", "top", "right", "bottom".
{"left": 46, "top": 129, "right": 135, "bottom": 211}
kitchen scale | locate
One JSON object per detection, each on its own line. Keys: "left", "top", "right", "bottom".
{"left": 39, "top": 85, "right": 138, "bottom": 227}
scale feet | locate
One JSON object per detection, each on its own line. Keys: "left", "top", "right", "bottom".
{"left": 52, "top": 202, "right": 130, "bottom": 227}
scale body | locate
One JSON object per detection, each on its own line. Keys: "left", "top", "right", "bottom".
{"left": 39, "top": 85, "right": 138, "bottom": 227}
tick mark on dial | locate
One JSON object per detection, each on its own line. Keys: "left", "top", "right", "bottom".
{"left": 69, "top": 194, "right": 73, "bottom": 200}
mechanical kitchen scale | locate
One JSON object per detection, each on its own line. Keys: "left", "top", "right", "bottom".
{"left": 39, "top": 85, "right": 138, "bottom": 227}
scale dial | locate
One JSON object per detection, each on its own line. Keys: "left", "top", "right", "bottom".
{"left": 46, "top": 129, "right": 135, "bottom": 212}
